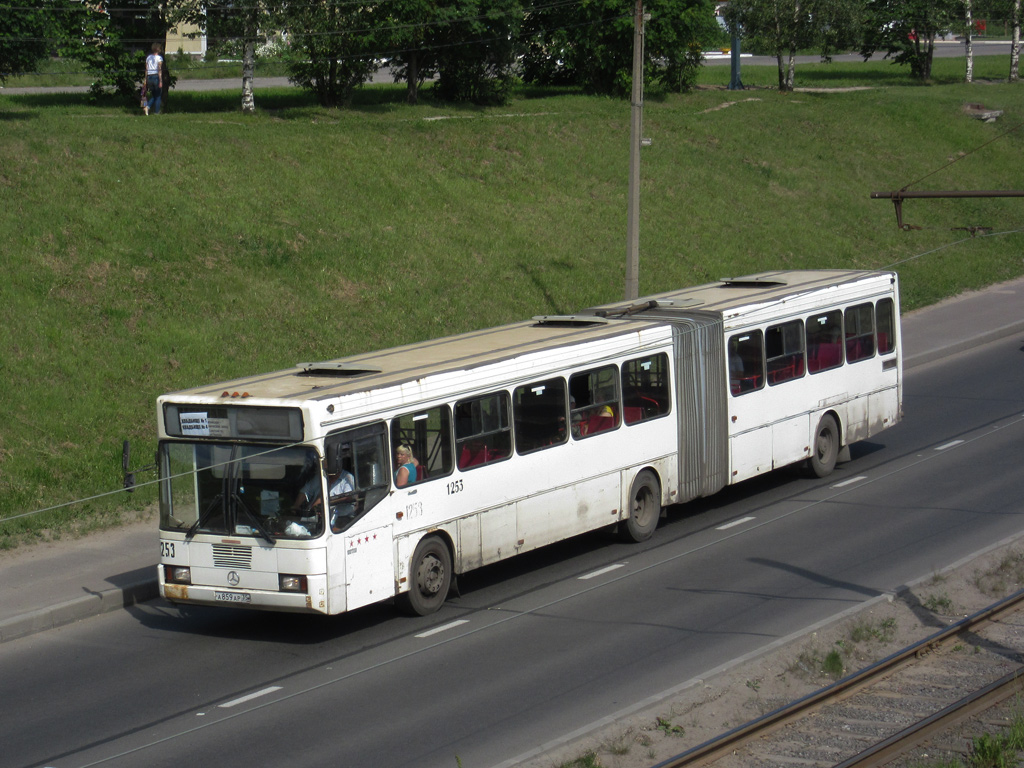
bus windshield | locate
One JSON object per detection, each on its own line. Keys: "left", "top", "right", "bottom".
{"left": 159, "top": 443, "right": 326, "bottom": 541}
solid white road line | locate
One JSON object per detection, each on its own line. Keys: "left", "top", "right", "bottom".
{"left": 716, "top": 516, "right": 755, "bottom": 531}
{"left": 579, "top": 564, "right": 627, "bottom": 581}
{"left": 832, "top": 476, "right": 868, "bottom": 488}
{"left": 219, "top": 687, "right": 283, "bottom": 709}
{"left": 415, "top": 620, "right": 470, "bottom": 638}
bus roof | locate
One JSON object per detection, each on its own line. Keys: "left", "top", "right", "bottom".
{"left": 584, "top": 269, "right": 895, "bottom": 319}
{"left": 161, "top": 269, "right": 894, "bottom": 406}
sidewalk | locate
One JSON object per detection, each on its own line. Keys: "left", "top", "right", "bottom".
{"left": 2, "top": 275, "right": 1023, "bottom": 643}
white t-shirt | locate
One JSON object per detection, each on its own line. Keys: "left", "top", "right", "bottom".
{"left": 146, "top": 54, "right": 163, "bottom": 77}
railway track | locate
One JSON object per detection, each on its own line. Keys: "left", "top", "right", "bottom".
{"left": 655, "top": 589, "right": 1024, "bottom": 768}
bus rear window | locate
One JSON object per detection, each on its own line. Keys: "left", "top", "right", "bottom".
{"left": 876, "top": 298, "right": 896, "bottom": 355}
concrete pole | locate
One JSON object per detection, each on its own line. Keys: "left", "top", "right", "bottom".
{"left": 625, "top": 0, "right": 645, "bottom": 301}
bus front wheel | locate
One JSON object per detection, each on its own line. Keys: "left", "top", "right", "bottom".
{"left": 620, "top": 470, "right": 661, "bottom": 542}
{"left": 398, "top": 536, "right": 452, "bottom": 616}
{"left": 809, "top": 414, "right": 840, "bottom": 478}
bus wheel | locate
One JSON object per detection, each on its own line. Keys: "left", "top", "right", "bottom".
{"left": 810, "top": 414, "right": 839, "bottom": 478}
{"left": 398, "top": 536, "right": 452, "bottom": 616}
{"left": 620, "top": 470, "right": 661, "bottom": 542}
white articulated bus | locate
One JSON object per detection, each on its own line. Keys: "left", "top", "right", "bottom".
{"left": 157, "top": 269, "right": 902, "bottom": 616}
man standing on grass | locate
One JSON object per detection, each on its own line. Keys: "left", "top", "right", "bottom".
{"left": 144, "top": 43, "right": 163, "bottom": 115}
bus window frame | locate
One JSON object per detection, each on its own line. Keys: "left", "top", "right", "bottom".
{"left": 806, "top": 309, "right": 844, "bottom": 374}
{"left": 844, "top": 302, "right": 876, "bottom": 364}
{"left": 765, "top": 319, "right": 806, "bottom": 386}
{"left": 454, "top": 391, "right": 513, "bottom": 471}
{"left": 390, "top": 405, "right": 454, "bottom": 485}
{"left": 876, "top": 298, "right": 896, "bottom": 355}
{"left": 569, "top": 364, "right": 621, "bottom": 439}
{"left": 513, "top": 377, "right": 569, "bottom": 455}
{"left": 621, "top": 352, "right": 671, "bottom": 424}
{"left": 728, "top": 330, "right": 766, "bottom": 396}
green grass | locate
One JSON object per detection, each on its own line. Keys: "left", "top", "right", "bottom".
{"left": 2, "top": 60, "right": 1024, "bottom": 547}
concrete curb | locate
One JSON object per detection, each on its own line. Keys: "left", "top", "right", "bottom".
{"left": 904, "top": 320, "right": 1024, "bottom": 369}
{"left": 0, "top": 578, "right": 158, "bottom": 643}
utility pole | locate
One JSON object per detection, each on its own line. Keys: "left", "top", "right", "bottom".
{"left": 625, "top": 0, "right": 645, "bottom": 301}
{"left": 729, "top": 30, "right": 744, "bottom": 90}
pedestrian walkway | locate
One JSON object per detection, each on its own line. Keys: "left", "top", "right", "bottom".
{"left": 1, "top": 276, "right": 1022, "bottom": 643}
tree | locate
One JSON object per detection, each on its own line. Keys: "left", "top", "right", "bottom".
{"left": 1010, "top": 0, "right": 1021, "bottom": 80}
{"left": 431, "top": 0, "right": 523, "bottom": 106}
{"left": 381, "top": 0, "right": 441, "bottom": 104}
{"left": 281, "top": 1, "right": 382, "bottom": 107}
{"left": 0, "top": 1, "right": 52, "bottom": 82}
{"left": 521, "top": 0, "right": 720, "bottom": 97}
{"left": 168, "top": 0, "right": 283, "bottom": 113}
{"left": 965, "top": 0, "right": 974, "bottom": 82}
{"left": 76, "top": 1, "right": 169, "bottom": 100}
{"left": 0, "top": 1, "right": 110, "bottom": 85}
{"left": 860, "top": 0, "right": 961, "bottom": 81}
{"left": 723, "top": 0, "right": 863, "bottom": 91}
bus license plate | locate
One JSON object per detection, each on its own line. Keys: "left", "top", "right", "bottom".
{"left": 215, "top": 591, "right": 251, "bottom": 603}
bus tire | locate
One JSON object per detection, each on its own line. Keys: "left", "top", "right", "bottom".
{"left": 620, "top": 470, "right": 661, "bottom": 543}
{"left": 397, "top": 536, "right": 452, "bottom": 616}
{"left": 809, "top": 414, "right": 840, "bottom": 478}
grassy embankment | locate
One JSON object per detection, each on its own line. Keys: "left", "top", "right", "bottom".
{"left": 1, "top": 55, "right": 1022, "bottom": 548}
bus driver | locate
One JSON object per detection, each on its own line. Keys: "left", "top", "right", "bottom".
{"left": 293, "top": 458, "right": 357, "bottom": 533}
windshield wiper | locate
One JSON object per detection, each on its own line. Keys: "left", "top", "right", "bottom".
{"left": 233, "top": 494, "right": 276, "bottom": 545}
{"left": 186, "top": 493, "right": 224, "bottom": 540}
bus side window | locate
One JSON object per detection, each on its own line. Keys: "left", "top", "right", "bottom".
{"left": 454, "top": 392, "right": 512, "bottom": 470}
{"left": 765, "top": 320, "right": 805, "bottom": 386}
{"left": 728, "top": 331, "right": 765, "bottom": 395}
{"left": 876, "top": 298, "right": 896, "bottom": 355}
{"left": 622, "top": 353, "right": 671, "bottom": 424}
{"left": 568, "top": 364, "right": 620, "bottom": 439}
{"left": 806, "top": 310, "right": 844, "bottom": 373}
{"left": 513, "top": 377, "right": 568, "bottom": 454}
{"left": 845, "top": 302, "right": 876, "bottom": 363}
{"left": 390, "top": 406, "right": 454, "bottom": 484}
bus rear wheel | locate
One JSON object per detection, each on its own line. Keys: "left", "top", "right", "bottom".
{"left": 398, "top": 536, "right": 452, "bottom": 616}
{"left": 620, "top": 470, "right": 661, "bottom": 542}
{"left": 809, "top": 414, "right": 840, "bottom": 478}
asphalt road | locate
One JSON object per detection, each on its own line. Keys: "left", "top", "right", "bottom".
{"left": 703, "top": 39, "right": 1016, "bottom": 67}
{"left": 2, "top": 331, "right": 1022, "bottom": 768}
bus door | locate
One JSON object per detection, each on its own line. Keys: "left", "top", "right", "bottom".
{"left": 321, "top": 423, "right": 395, "bottom": 612}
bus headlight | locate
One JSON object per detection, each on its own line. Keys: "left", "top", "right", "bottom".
{"left": 165, "top": 565, "right": 191, "bottom": 585}
{"left": 279, "top": 574, "right": 307, "bottom": 593}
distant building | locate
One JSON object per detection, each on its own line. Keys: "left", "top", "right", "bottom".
{"left": 165, "top": 22, "right": 206, "bottom": 58}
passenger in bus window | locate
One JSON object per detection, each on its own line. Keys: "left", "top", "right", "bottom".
{"left": 394, "top": 445, "right": 418, "bottom": 487}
